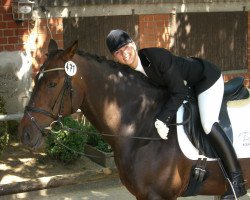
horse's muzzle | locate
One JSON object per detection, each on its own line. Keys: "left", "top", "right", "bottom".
{"left": 20, "top": 127, "right": 44, "bottom": 149}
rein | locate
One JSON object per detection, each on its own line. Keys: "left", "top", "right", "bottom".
{"left": 45, "top": 108, "right": 191, "bottom": 159}
{"left": 46, "top": 103, "right": 191, "bottom": 141}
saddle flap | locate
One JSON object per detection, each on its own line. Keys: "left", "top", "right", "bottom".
{"left": 183, "top": 102, "right": 216, "bottom": 158}
{"left": 183, "top": 100, "right": 235, "bottom": 158}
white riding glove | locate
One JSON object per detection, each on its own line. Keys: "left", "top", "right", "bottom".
{"left": 154, "top": 119, "right": 169, "bottom": 140}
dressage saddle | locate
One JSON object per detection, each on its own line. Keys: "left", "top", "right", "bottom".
{"left": 183, "top": 76, "right": 249, "bottom": 158}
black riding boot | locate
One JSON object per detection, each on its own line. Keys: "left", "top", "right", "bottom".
{"left": 207, "top": 122, "right": 246, "bottom": 199}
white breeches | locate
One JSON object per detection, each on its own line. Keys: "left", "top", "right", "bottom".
{"left": 198, "top": 75, "right": 224, "bottom": 134}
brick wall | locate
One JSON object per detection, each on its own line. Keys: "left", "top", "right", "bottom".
{"left": 139, "top": 14, "right": 171, "bottom": 49}
{"left": 29, "top": 18, "right": 63, "bottom": 73}
{"left": 0, "top": 1, "right": 63, "bottom": 76}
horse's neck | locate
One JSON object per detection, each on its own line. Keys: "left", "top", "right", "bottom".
{"left": 79, "top": 57, "right": 161, "bottom": 142}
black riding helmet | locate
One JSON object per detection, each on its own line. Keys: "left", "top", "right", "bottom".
{"left": 106, "top": 29, "right": 133, "bottom": 53}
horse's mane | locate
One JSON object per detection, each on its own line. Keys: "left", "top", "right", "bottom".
{"left": 76, "top": 50, "right": 153, "bottom": 88}
{"left": 44, "top": 49, "right": 162, "bottom": 92}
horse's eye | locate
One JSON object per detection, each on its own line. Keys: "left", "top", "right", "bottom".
{"left": 48, "top": 82, "right": 57, "bottom": 88}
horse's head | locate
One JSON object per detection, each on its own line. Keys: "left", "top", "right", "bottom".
{"left": 19, "top": 39, "right": 85, "bottom": 149}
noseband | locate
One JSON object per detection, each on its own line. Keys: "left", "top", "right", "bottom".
{"left": 25, "top": 67, "right": 74, "bottom": 136}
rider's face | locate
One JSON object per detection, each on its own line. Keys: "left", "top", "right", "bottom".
{"left": 112, "top": 42, "right": 138, "bottom": 69}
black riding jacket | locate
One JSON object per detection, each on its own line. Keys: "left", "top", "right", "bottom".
{"left": 138, "top": 47, "right": 221, "bottom": 124}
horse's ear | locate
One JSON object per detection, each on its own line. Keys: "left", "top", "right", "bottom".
{"left": 48, "top": 39, "right": 58, "bottom": 54}
{"left": 63, "top": 40, "right": 78, "bottom": 60}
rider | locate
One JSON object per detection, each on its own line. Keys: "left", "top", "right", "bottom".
{"left": 106, "top": 29, "right": 246, "bottom": 199}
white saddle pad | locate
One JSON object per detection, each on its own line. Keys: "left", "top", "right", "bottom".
{"left": 177, "top": 98, "right": 250, "bottom": 161}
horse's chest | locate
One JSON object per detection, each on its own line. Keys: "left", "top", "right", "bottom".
{"left": 116, "top": 161, "right": 140, "bottom": 194}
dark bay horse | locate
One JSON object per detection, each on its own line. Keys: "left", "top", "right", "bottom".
{"left": 19, "top": 39, "right": 250, "bottom": 200}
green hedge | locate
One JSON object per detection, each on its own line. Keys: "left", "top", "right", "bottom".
{"left": 45, "top": 116, "right": 88, "bottom": 164}
{"left": 45, "top": 116, "right": 112, "bottom": 163}
{"left": 86, "top": 130, "right": 112, "bottom": 153}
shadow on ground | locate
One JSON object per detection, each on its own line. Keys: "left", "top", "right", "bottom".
{"left": 0, "top": 142, "right": 102, "bottom": 185}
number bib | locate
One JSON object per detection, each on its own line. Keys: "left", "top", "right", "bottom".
{"left": 64, "top": 61, "right": 77, "bottom": 76}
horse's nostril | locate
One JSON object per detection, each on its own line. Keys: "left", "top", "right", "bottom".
{"left": 24, "top": 131, "right": 31, "bottom": 142}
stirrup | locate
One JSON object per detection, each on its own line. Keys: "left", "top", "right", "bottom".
{"left": 221, "top": 178, "right": 247, "bottom": 200}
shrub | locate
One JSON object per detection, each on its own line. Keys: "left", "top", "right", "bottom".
{"left": 85, "top": 124, "right": 112, "bottom": 153}
{"left": 45, "top": 116, "right": 88, "bottom": 164}
{"left": 7, "top": 120, "right": 19, "bottom": 141}
{"left": 0, "top": 96, "right": 9, "bottom": 155}
{"left": 0, "top": 124, "right": 8, "bottom": 155}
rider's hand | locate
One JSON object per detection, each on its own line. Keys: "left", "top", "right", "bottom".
{"left": 154, "top": 119, "right": 169, "bottom": 140}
